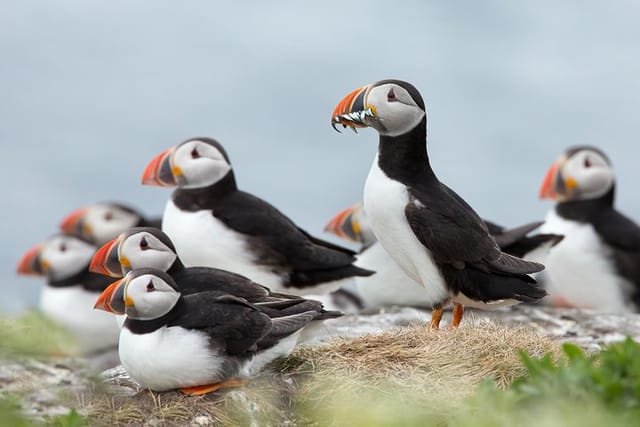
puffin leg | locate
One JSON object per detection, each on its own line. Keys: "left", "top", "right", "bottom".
{"left": 180, "top": 379, "right": 247, "bottom": 396}
{"left": 429, "top": 304, "right": 444, "bottom": 330}
{"left": 450, "top": 303, "right": 464, "bottom": 328}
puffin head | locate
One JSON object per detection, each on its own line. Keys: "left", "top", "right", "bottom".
{"left": 60, "top": 203, "right": 143, "bottom": 245}
{"left": 324, "top": 203, "right": 375, "bottom": 246}
{"left": 90, "top": 227, "right": 178, "bottom": 278}
{"left": 331, "top": 79, "right": 426, "bottom": 137}
{"left": 17, "top": 235, "right": 95, "bottom": 282}
{"left": 142, "top": 137, "right": 232, "bottom": 189}
{"left": 95, "top": 269, "right": 180, "bottom": 320}
{"left": 539, "top": 146, "right": 614, "bottom": 202}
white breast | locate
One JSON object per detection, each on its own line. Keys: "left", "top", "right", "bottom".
{"left": 119, "top": 326, "right": 225, "bottom": 391}
{"left": 363, "top": 155, "right": 449, "bottom": 306}
{"left": 354, "top": 242, "right": 434, "bottom": 308}
{"left": 538, "top": 209, "right": 632, "bottom": 312}
{"left": 39, "top": 286, "right": 120, "bottom": 354}
{"left": 163, "top": 199, "right": 284, "bottom": 288}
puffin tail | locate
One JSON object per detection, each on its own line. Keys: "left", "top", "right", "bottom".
{"left": 446, "top": 266, "right": 547, "bottom": 304}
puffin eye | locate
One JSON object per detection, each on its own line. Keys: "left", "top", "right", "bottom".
{"left": 387, "top": 88, "right": 397, "bottom": 102}
{"left": 139, "top": 236, "right": 149, "bottom": 250}
{"left": 59, "top": 243, "right": 67, "bottom": 252}
{"left": 146, "top": 281, "right": 155, "bottom": 292}
{"left": 104, "top": 212, "right": 114, "bottom": 221}
{"left": 584, "top": 157, "right": 592, "bottom": 168}
{"left": 191, "top": 148, "right": 200, "bottom": 159}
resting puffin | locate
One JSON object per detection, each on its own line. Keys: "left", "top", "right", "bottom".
{"left": 94, "top": 268, "right": 319, "bottom": 394}
{"left": 16, "top": 234, "right": 120, "bottom": 353}
{"left": 141, "top": 137, "right": 374, "bottom": 295}
{"left": 331, "top": 79, "right": 546, "bottom": 328}
{"left": 89, "top": 227, "right": 341, "bottom": 320}
{"left": 325, "top": 203, "right": 561, "bottom": 309}
{"left": 538, "top": 146, "right": 640, "bottom": 311}
{"left": 60, "top": 202, "right": 161, "bottom": 246}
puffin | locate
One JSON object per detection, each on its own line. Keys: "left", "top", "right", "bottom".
{"left": 538, "top": 145, "right": 640, "bottom": 311}
{"left": 16, "top": 234, "right": 120, "bottom": 354}
{"left": 331, "top": 79, "right": 546, "bottom": 328}
{"left": 94, "top": 268, "right": 321, "bottom": 394}
{"left": 325, "top": 203, "right": 562, "bottom": 309}
{"left": 89, "top": 227, "right": 342, "bottom": 320}
{"left": 140, "top": 137, "right": 374, "bottom": 295}
{"left": 60, "top": 202, "right": 161, "bottom": 246}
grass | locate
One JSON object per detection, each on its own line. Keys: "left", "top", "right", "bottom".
{"left": 86, "top": 320, "right": 562, "bottom": 426}
{"left": 0, "top": 310, "right": 78, "bottom": 359}
{"left": 3, "top": 311, "right": 639, "bottom": 426}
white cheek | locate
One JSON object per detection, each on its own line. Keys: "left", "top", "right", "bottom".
{"left": 181, "top": 160, "right": 231, "bottom": 189}
{"left": 377, "top": 104, "right": 425, "bottom": 137}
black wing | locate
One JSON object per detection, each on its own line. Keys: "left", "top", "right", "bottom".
{"left": 405, "top": 183, "right": 543, "bottom": 275}
{"left": 594, "top": 209, "right": 640, "bottom": 295}
{"left": 173, "top": 267, "right": 273, "bottom": 302}
{"left": 211, "top": 191, "right": 371, "bottom": 277}
{"left": 169, "top": 293, "right": 273, "bottom": 356}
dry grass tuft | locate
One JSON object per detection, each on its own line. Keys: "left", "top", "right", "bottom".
{"left": 84, "top": 319, "right": 561, "bottom": 425}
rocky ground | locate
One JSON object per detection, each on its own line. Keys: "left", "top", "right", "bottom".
{"left": 3, "top": 304, "right": 640, "bottom": 425}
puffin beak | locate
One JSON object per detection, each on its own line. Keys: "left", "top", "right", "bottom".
{"left": 90, "top": 237, "right": 123, "bottom": 278}
{"left": 94, "top": 278, "right": 127, "bottom": 314}
{"left": 331, "top": 84, "right": 375, "bottom": 133}
{"left": 142, "top": 148, "right": 177, "bottom": 187}
{"left": 324, "top": 205, "right": 363, "bottom": 243}
{"left": 16, "top": 244, "right": 46, "bottom": 276}
{"left": 60, "top": 208, "right": 90, "bottom": 236}
{"left": 539, "top": 157, "right": 575, "bottom": 200}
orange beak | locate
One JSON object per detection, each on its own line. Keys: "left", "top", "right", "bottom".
{"left": 331, "top": 84, "right": 374, "bottom": 132}
{"left": 94, "top": 278, "right": 126, "bottom": 314}
{"left": 59, "top": 207, "right": 88, "bottom": 235}
{"left": 324, "top": 205, "right": 362, "bottom": 243}
{"left": 142, "top": 148, "right": 177, "bottom": 187}
{"left": 90, "top": 238, "right": 123, "bottom": 278}
{"left": 16, "top": 244, "right": 45, "bottom": 276}
{"left": 539, "top": 158, "right": 569, "bottom": 200}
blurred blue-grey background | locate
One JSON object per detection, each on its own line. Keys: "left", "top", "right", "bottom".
{"left": 3, "top": 1, "right": 639, "bottom": 314}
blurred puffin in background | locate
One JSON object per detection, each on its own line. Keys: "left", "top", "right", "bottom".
{"left": 538, "top": 146, "right": 640, "bottom": 312}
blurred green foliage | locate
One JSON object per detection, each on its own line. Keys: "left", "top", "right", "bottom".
{"left": 0, "top": 311, "right": 77, "bottom": 359}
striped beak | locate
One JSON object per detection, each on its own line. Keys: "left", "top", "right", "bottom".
{"left": 90, "top": 237, "right": 124, "bottom": 278}
{"left": 324, "top": 205, "right": 363, "bottom": 243}
{"left": 142, "top": 148, "right": 177, "bottom": 187}
{"left": 94, "top": 278, "right": 127, "bottom": 314}
{"left": 60, "top": 207, "right": 91, "bottom": 238}
{"left": 331, "top": 84, "right": 375, "bottom": 133}
{"left": 539, "top": 156, "right": 576, "bottom": 200}
{"left": 16, "top": 244, "right": 46, "bottom": 276}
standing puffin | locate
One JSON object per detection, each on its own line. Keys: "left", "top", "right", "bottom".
{"left": 89, "top": 227, "right": 342, "bottom": 320}
{"left": 325, "top": 203, "right": 561, "bottom": 309}
{"left": 94, "top": 268, "right": 320, "bottom": 394}
{"left": 331, "top": 80, "right": 546, "bottom": 328}
{"left": 60, "top": 202, "right": 161, "bottom": 246}
{"left": 16, "top": 234, "right": 120, "bottom": 354}
{"left": 538, "top": 146, "right": 640, "bottom": 311}
{"left": 141, "top": 137, "right": 374, "bottom": 295}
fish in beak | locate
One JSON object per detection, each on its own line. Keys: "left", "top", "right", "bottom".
{"left": 330, "top": 84, "right": 376, "bottom": 133}
{"left": 142, "top": 148, "right": 178, "bottom": 187}
{"left": 324, "top": 205, "right": 363, "bottom": 243}
{"left": 90, "top": 237, "right": 125, "bottom": 278}
{"left": 94, "top": 278, "right": 128, "bottom": 314}
{"left": 16, "top": 244, "right": 47, "bottom": 276}
{"left": 539, "top": 156, "right": 577, "bottom": 200}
